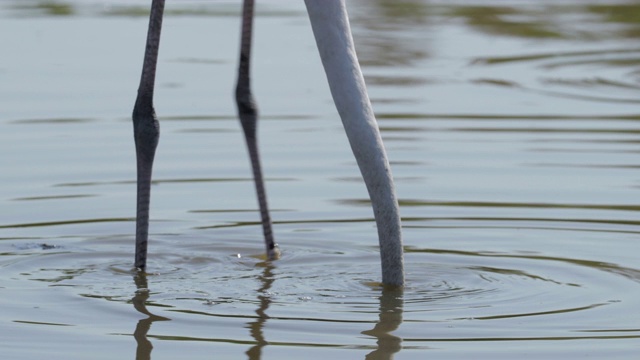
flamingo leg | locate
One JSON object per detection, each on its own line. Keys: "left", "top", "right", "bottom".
{"left": 235, "top": 0, "right": 280, "bottom": 260}
{"left": 132, "top": 0, "right": 164, "bottom": 270}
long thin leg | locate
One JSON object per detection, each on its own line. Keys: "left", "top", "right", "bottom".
{"left": 132, "top": 0, "right": 165, "bottom": 270}
{"left": 235, "top": 0, "right": 280, "bottom": 260}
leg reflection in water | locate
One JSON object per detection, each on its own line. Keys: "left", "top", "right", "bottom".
{"left": 362, "top": 287, "right": 404, "bottom": 359}
{"left": 132, "top": 273, "right": 170, "bottom": 360}
{"left": 245, "top": 262, "right": 277, "bottom": 359}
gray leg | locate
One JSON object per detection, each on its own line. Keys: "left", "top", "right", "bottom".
{"left": 235, "top": 0, "right": 280, "bottom": 260}
{"left": 132, "top": 0, "right": 164, "bottom": 270}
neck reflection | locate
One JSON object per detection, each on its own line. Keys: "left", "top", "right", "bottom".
{"left": 362, "top": 287, "right": 404, "bottom": 359}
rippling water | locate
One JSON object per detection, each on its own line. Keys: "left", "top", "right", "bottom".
{"left": 1, "top": 1, "right": 639, "bottom": 359}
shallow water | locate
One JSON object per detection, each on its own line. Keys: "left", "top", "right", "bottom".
{"left": 1, "top": 0, "right": 639, "bottom": 359}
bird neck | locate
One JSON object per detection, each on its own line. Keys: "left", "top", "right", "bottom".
{"left": 305, "top": 0, "right": 405, "bottom": 287}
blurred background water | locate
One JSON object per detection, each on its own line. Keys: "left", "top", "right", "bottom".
{"left": 1, "top": 0, "right": 639, "bottom": 359}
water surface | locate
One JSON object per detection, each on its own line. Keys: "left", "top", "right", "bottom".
{"left": 1, "top": 1, "right": 639, "bottom": 359}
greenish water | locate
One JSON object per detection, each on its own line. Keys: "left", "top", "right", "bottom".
{"left": 1, "top": 1, "right": 639, "bottom": 359}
